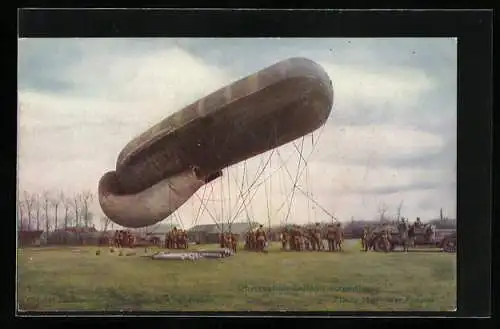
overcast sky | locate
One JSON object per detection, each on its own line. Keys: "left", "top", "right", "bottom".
{"left": 17, "top": 38, "right": 457, "bottom": 228}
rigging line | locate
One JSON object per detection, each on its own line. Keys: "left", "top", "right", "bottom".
{"left": 269, "top": 152, "right": 273, "bottom": 229}
{"left": 306, "top": 162, "right": 311, "bottom": 224}
{"left": 282, "top": 136, "right": 306, "bottom": 224}
{"left": 273, "top": 135, "right": 310, "bottom": 220}
{"left": 267, "top": 154, "right": 272, "bottom": 230}
{"left": 173, "top": 211, "right": 184, "bottom": 230}
{"left": 240, "top": 147, "right": 276, "bottom": 203}
{"left": 276, "top": 126, "right": 325, "bottom": 197}
{"left": 227, "top": 164, "right": 231, "bottom": 227}
{"left": 264, "top": 168, "right": 270, "bottom": 226}
{"left": 228, "top": 166, "right": 267, "bottom": 224}
{"left": 193, "top": 184, "right": 208, "bottom": 228}
{"left": 220, "top": 169, "right": 224, "bottom": 227}
{"left": 275, "top": 151, "right": 290, "bottom": 225}
{"left": 229, "top": 160, "right": 248, "bottom": 220}
{"left": 295, "top": 185, "right": 336, "bottom": 220}
{"left": 226, "top": 149, "right": 275, "bottom": 224}
{"left": 243, "top": 157, "right": 255, "bottom": 222}
{"left": 237, "top": 150, "right": 294, "bottom": 195}
{"left": 229, "top": 169, "right": 247, "bottom": 225}
{"left": 273, "top": 150, "right": 298, "bottom": 216}
{"left": 236, "top": 166, "right": 253, "bottom": 227}
{"left": 229, "top": 123, "right": 321, "bottom": 224}
{"left": 193, "top": 184, "right": 219, "bottom": 230}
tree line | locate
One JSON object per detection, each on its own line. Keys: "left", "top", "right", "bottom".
{"left": 17, "top": 190, "right": 113, "bottom": 233}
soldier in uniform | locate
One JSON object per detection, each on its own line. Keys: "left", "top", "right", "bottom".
{"left": 172, "top": 227, "right": 178, "bottom": 249}
{"left": 304, "top": 234, "right": 311, "bottom": 251}
{"left": 313, "top": 223, "right": 323, "bottom": 251}
{"left": 128, "top": 231, "right": 135, "bottom": 248}
{"left": 289, "top": 227, "right": 296, "bottom": 251}
{"left": 164, "top": 231, "right": 171, "bottom": 249}
{"left": 117, "top": 230, "right": 124, "bottom": 248}
{"left": 381, "top": 228, "right": 391, "bottom": 252}
{"left": 334, "top": 223, "right": 344, "bottom": 252}
{"left": 244, "top": 231, "right": 251, "bottom": 250}
{"left": 327, "top": 223, "right": 336, "bottom": 252}
{"left": 415, "top": 217, "right": 422, "bottom": 228}
{"left": 294, "top": 225, "right": 303, "bottom": 252}
{"left": 364, "top": 228, "right": 374, "bottom": 252}
{"left": 281, "top": 228, "right": 289, "bottom": 250}
{"left": 361, "top": 226, "right": 368, "bottom": 251}
{"left": 255, "top": 225, "right": 267, "bottom": 252}
{"left": 219, "top": 233, "right": 226, "bottom": 248}
{"left": 230, "top": 233, "right": 238, "bottom": 253}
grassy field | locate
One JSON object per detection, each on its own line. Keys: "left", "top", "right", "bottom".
{"left": 17, "top": 241, "right": 456, "bottom": 312}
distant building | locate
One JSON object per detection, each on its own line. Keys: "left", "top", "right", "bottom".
{"left": 188, "top": 222, "right": 261, "bottom": 244}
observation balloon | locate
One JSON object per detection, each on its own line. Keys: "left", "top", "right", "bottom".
{"left": 98, "top": 57, "right": 334, "bottom": 228}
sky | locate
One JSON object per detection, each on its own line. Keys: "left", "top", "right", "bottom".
{"left": 17, "top": 38, "right": 457, "bottom": 229}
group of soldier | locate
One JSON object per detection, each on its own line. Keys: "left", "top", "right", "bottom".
{"left": 244, "top": 224, "right": 268, "bottom": 252}
{"left": 280, "top": 222, "right": 344, "bottom": 252}
{"left": 219, "top": 232, "right": 239, "bottom": 253}
{"left": 164, "top": 227, "right": 189, "bottom": 249}
{"left": 110, "top": 230, "right": 136, "bottom": 248}
{"left": 360, "top": 217, "right": 424, "bottom": 252}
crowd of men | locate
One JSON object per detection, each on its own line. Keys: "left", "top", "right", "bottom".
{"left": 102, "top": 217, "right": 432, "bottom": 254}
{"left": 244, "top": 225, "right": 268, "bottom": 252}
{"left": 164, "top": 227, "right": 189, "bottom": 249}
{"left": 280, "top": 222, "right": 344, "bottom": 252}
{"left": 110, "top": 230, "right": 136, "bottom": 248}
{"left": 219, "top": 232, "right": 239, "bottom": 253}
{"left": 360, "top": 217, "right": 428, "bottom": 252}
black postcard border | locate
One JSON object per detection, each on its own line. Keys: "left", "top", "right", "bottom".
{"left": 8, "top": 8, "right": 493, "bottom": 321}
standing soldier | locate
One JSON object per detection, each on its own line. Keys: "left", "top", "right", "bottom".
{"left": 230, "top": 233, "right": 238, "bottom": 253}
{"left": 294, "top": 225, "right": 304, "bottom": 251}
{"left": 334, "top": 223, "right": 344, "bottom": 252}
{"left": 304, "top": 234, "right": 311, "bottom": 251}
{"left": 255, "top": 225, "right": 267, "bottom": 252}
{"left": 281, "top": 227, "right": 289, "bottom": 250}
{"left": 313, "top": 223, "right": 322, "bottom": 251}
{"left": 289, "top": 226, "right": 296, "bottom": 251}
{"left": 327, "top": 223, "right": 336, "bottom": 252}
{"left": 381, "top": 228, "right": 391, "bottom": 252}
{"left": 128, "top": 231, "right": 135, "bottom": 248}
{"left": 172, "top": 227, "right": 178, "bottom": 249}
{"left": 219, "top": 232, "right": 226, "bottom": 248}
{"left": 364, "top": 228, "right": 374, "bottom": 252}
{"left": 361, "top": 226, "right": 368, "bottom": 251}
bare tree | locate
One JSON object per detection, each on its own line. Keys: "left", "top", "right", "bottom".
{"left": 73, "top": 192, "right": 81, "bottom": 242}
{"left": 50, "top": 192, "right": 62, "bottom": 231}
{"left": 73, "top": 193, "right": 80, "bottom": 228}
{"left": 100, "top": 215, "right": 111, "bottom": 232}
{"left": 22, "top": 191, "right": 34, "bottom": 231}
{"left": 17, "top": 199, "right": 24, "bottom": 229}
{"left": 42, "top": 191, "right": 51, "bottom": 234}
{"left": 396, "top": 200, "right": 404, "bottom": 222}
{"left": 17, "top": 200, "right": 33, "bottom": 231}
{"left": 80, "top": 191, "right": 94, "bottom": 228}
{"left": 33, "top": 193, "right": 41, "bottom": 231}
{"left": 377, "top": 202, "right": 388, "bottom": 222}
{"left": 61, "top": 193, "right": 72, "bottom": 231}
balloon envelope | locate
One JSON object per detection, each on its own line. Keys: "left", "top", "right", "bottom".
{"left": 99, "top": 57, "right": 334, "bottom": 228}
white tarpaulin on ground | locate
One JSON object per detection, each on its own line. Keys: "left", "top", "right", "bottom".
{"left": 151, "top": 248, "right": 234, "bottom": 261}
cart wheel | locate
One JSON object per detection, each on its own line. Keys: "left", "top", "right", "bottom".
{"left": 443, "top": 238, "right": 457, "bottom": 253}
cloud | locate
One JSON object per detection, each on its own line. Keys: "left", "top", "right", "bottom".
{"left": 17, "top": 38, "right": 457, "bottom": 227}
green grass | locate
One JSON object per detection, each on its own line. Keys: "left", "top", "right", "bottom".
{"left": 17, "top": 241, "right": 456, "bottom": 312}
